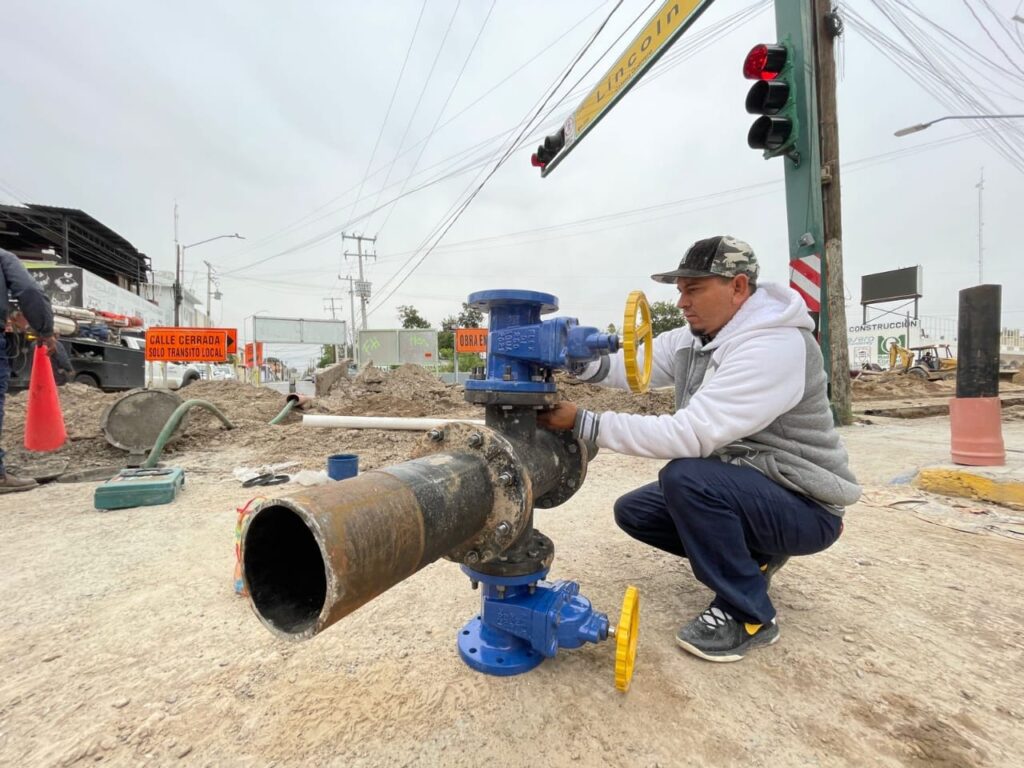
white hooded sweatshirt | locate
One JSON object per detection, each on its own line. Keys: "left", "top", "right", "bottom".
{"left": 578, "top": 282, "right": 861, "bottom": 511}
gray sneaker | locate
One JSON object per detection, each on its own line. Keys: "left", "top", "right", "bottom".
{"left": 0, "top": 473, "right": 38, "bottom": 493}
{"left": 675, "top": 606, "right": 779, "bottom": 662}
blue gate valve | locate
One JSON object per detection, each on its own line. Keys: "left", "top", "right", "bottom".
{"left": 464, "top": 289, "right": 618, "bottom": 395}
{"left": 458, "top": 566, "right": 609, "bottom": 675}
{"left": 457, "top": 566, "right": 641, "bottom": 690}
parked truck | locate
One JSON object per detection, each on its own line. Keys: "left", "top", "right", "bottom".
{"left": 5, "top": 331, "right": 145, "bottom": 392}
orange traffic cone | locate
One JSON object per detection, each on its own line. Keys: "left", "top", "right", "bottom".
{"left": 24, "top": 345, "right": 67, "bottom": 452}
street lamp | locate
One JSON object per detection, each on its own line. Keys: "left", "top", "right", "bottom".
{"left": 174, "top": 232, "right": 244, "bottom": 325}
{"left": 894, "top": 114, "right": 1024, "bottom": 137}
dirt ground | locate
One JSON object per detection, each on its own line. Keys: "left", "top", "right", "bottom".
{"left": 1, "top": 374, "right": 1023, "bottom": 767}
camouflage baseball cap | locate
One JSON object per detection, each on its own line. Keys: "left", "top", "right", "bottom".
{"left": 651, "top": 236, "right": 759, "bottom": 284}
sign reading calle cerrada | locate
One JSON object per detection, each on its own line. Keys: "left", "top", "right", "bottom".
{"left": 455, "top": 328, "right": 488, "bottom": 354}
{"left": 145, "top": 327, "right": 237, "bottom": 362}
{"left": 542, "top": 0, "right": 715, "bottom": 177}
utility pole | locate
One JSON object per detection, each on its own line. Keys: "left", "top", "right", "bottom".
{"left": 340, "top": 274, "right": 359, "bottom": 366}
{"left": 204, "top": 260, "right": 216, "bottom": 327}
{"left": 976, "top": 167, "right": 984, "bottom": 284}
{"left": 173, "top": 203, "right": 181, "bottom": 326}
{"left": 342, "top": 232, "right": 377, "bottom": 332}
{"left": 812, "top": 0, "right": 852, "bottom": 424}
{"left": 323, "top": 296, "right": 345, "bottom": 364}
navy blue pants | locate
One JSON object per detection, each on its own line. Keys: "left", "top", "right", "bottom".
{"left": 613, "top": 458, "right": 842, "bottom": 625}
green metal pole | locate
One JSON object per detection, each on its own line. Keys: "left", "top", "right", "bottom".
{"left": 774, "top": 0, "right": 829, "bottom": 376}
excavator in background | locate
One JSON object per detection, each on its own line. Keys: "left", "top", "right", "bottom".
{"left": 887, "top": 342, "right": 957, "bottom": 381}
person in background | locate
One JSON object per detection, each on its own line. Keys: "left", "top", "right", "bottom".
{"left": 0, "top": 247, "right": 59, "bottom": 493}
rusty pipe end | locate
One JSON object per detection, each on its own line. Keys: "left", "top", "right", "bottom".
{"left": 285, "top": 393, "right": 313, "bottom": 409}
{"left": 243, "top": 499, "right": 329, "bottom": 640}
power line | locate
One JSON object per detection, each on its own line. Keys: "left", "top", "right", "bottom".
{"left": 364, "top": 0, "right": 464, "bottom": 229}
{"left": 341, "top": 0, "right": 429, "bottom": 233}
{"left": 214, "top": 3, "right": 612, "bottom": 263}
{"left": 961, "top": 0, "right": 1024, "bottom": 77}
{"left": 849, "top": 2, "right": 1024, "bottom": 173}
{"left": 218, "top": 0, "right": 769, "bottom": 277}
{"left": 376, "top": 0, "right": 497, "bottom": 234}
{"left": 367, "top": 1, "right": 628, "bottom": 315}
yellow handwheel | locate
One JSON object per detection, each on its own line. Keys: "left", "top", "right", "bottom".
{"left": 614, "top": 585, "right": 640, "bottom": 692}
{"left": 622, "top": 291, "right": 653, "bottom": 393}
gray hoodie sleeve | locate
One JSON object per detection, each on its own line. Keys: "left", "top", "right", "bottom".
{"left": 1, "top": 248, "right": 54, "bottom": 335}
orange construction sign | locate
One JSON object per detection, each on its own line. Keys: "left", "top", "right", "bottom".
{"left": 455, "top": 328, "right": 488, "bottom": 353}
{"left": 145, "top": 327, "right": 236, "bottom": 362}
{"left": 215, "top": 328, "right": 238, "bottom": 356}
{"left": 244, "top": 342, "right": 264, "bottom": 368}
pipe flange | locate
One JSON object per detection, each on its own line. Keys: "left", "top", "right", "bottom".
{"left": 463, "top": 390, "right": 560, "bottom": 407}
{"left": 534, "top": 429, "right": 588, "bottom": 510}
{"left": 412, "top": 422, "right": 533, "bottom": 565}
{"left": 471, "top": 530, "right": 555, "bottom": 577}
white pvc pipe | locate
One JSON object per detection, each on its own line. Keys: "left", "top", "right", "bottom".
{"left": 302, "top": 414, "right": 484, "bottom": 431}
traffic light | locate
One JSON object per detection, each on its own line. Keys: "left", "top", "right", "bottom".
{"left": 531, "top": 128, "right": 566, "bottom": 170}
{"left": 743, "top": 42, "right": 798, "bottom": 158}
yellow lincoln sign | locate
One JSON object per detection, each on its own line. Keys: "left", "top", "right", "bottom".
{"left": 575, "top": 0, "right": 705, "bottom": 138}
{"left": 536, "top": 0, "right": 711, "bottom": 178}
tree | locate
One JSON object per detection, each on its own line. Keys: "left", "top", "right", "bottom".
{"left": 317, "top": 345, "right": 336, "bottom": 368}
{"left": 440, "top": 302, "right": 483, "bottom": 332}
{"left": 650, "top": 300, "right": 686, "bottom": 336}
{"left": 457, "top": 302, "right": 484, "bottom": 329}
{"left": 398, "top": 305, "right": 431, "bottom": 329}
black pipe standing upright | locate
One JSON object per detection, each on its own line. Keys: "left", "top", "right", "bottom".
{"left": 956, "top": 285, "right": 1001, "bottom": 399}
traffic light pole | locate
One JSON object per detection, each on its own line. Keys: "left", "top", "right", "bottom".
{"left": 532, "top": 0, "right": 853, "bottom": 423}
{"left": 772, "top": 0, "right": 851, "bottom": 424}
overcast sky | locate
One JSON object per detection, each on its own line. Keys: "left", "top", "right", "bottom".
{"left": 3, "top": 0, "right": 1023, "bottom": 368}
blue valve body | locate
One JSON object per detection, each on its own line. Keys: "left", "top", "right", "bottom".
{"left": 458, "top": 566, "right": 610, "bottom": 676}
{"left": 464, "top": 289, "right": 618, "bottom": 394}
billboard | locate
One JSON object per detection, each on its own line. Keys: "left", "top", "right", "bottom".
{"left": 861, "top": 266, "right": 922, "bottom": 305}
{"left": 252, "top": 316, "right": 347, "bottom": 345}
{"left": 359, "top": 329, "right": 439, "bottom": 367}
{"left": 25, "top": 262, "right": 164, "bottom": 327}
{"left": 26, "top": 264, "right": 84, "bottom": 309}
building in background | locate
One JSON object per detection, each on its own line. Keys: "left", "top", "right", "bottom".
{"left": 0, "top": 203, "right": 212, "bottom": 328}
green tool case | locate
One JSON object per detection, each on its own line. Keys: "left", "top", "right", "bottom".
{"left": 94, "top": 467, "right": 186, "bottom": 510}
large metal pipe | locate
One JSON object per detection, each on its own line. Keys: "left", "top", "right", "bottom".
{"left": 242, "top": 417, "right": 588, "bottom": 641}
{"left": 244, "top": 452, "right": 495, "bottom": 640}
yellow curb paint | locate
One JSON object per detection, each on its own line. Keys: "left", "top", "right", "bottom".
{"left": 914, "top": 469, "right": 1024, "bottom": 511}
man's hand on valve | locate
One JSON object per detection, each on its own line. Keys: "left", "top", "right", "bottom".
{"left": 538, "top": 401, "right": 578, "bottom": 432}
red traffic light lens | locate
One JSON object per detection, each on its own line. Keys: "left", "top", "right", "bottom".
{"left": 743, "top": 43, "right": 787, "bottom": 80}
{"left": 531, "top": 153, "right": 546, "bottom": 168}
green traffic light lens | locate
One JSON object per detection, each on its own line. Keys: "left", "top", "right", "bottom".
{"left": 747, "top": 116, "right": 793, "bottom": 151}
